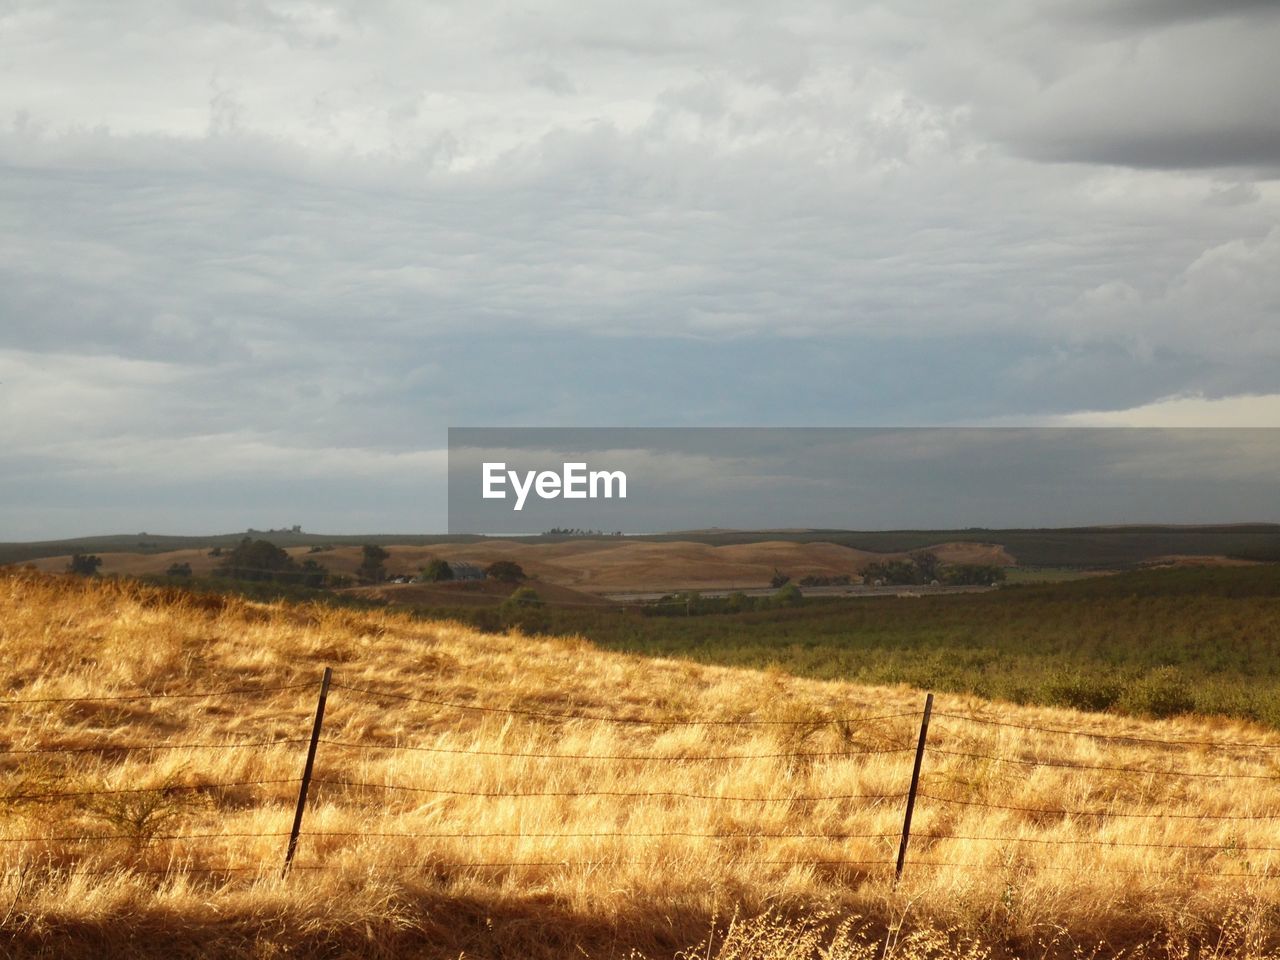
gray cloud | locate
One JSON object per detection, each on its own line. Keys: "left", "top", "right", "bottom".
{"left": 1065, "top": 0, "right": 1280, "bottom": 30}
{"left": 1, "top": 0, "right": 1278, "bottom": 537}
{"left": 449, "top": 428, "right": 1280, "bottom": 533}
{"left": 988, "top": 19, "right": 1280, "bottom": 171}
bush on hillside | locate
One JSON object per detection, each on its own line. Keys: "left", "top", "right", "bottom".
{"left": 1122, "top": 667, "right": 1197, "bottom": 719}
{"left": 419, "top": 558, "right": 454, "bottom": 582}
{"left": 486, "top": 560, "right": 527, "bottom": 583}
{"left": 499, "top": 586, "right": 548, "bottom": 633}
{"left": 67, "top": 553, "right": 102, "bottom": 576}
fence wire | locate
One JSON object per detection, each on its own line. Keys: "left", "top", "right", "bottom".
{"left": 8, "top": 673, "right": 1280, "bottom": 886}
{"left": 0, "top": 682, "right": 313, "bottom": 707}
{"left": 309, "top": 776, "right": 909, "bottom": 806}
{"left": 934, "top": 711, "right": 1280, "bottom": 751}
{"left": 330, "top": 679, "right": 918, "bottom": 727}
{"left": 316, "top": 736, "right": 913, "bottom": 763}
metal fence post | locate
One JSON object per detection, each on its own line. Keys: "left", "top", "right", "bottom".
{"left": 894, "top": 692, "right": 933, "bottom": 884}
{"left": 282, "top": 665, "right": 331, "bottom": 877}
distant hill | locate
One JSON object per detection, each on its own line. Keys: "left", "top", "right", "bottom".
{"left": 644, "top": 524, "right": 1280, "bottom": 567}
{"left": 3, "top": 524, "right": 1278, "bottom": 572}
{"left": 14, "top": 539, "right": 1013, "bottom": 593}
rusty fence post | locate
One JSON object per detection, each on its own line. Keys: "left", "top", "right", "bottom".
{"left": 894, "top": 692, "right": 933, "bottom": 884}
{"left": 282, "top": 665, "right": 332, "bottom": 877}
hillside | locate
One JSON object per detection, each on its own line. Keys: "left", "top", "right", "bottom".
{"left": 4, "top": 571, "right": 1280, "bottom": 958}
{"left": 5, "top": 523, "right": 1279, "bottom": 572}
{"left": 19, "top": 538, "right": 1014, "bottom": 592}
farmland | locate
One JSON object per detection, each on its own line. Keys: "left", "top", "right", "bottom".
{"left": 6, "top": 569, "right": 1280, "bottom": 958}
{"left": 390, "top": 565, "right": 1280, "bottom": 729}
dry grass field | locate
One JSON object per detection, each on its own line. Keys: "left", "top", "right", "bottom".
{"left": 4, "top": 570, "right": 1280, "bottom": 959}
{"left": 24, "top": 538, "right": 1015, "bottom": 592}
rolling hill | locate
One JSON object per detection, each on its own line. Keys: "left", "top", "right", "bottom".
{"left": 17, "top": 538, "right": 1013, "bottom": 592}
{"left": 4, "top": 569, "right": 1280, "bottom": 958}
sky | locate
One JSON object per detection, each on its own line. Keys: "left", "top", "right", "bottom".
{"left": 1, "top": 0, "right": 1278, "bottom": 538}
{"left": 449, "top": 428, "right": 1280, "bottom": 533}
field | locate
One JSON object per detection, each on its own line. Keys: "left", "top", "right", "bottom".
{"left": 372, "top": 565, "right": 1280, "bottom": 729}
{"left": 7, "top": 570, "right": 1280, "bottom": 958}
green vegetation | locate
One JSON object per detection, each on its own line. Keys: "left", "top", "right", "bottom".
{"left": 489, "top": 586, "right": 548, "bottom": 634}
{"left": 645, "top": 585, "right": 808, "bottom": 617}
{"left": 66, "top": 553, "right": 101, "bottom": 576}
{"left": 357, "top": 544, "right": 390, "bottom": 583}
{"left": 797, "top": 574, "right": 851, "bottom": 586}
{"left": 503, "top": 586, "right": 543, "bottom": 609}
{"left": 862, "top": 550, "right": 1004, "bottom": 586}
{"left": 941, "top": 563, "right": 1006, "bottom": 585}
{"left": 418, "top": 558, "right": 454, "bottom": 582}
{"left": 79, "top": 560, "right": 1280, "bottom": 729}
{"left": 408, "top": 565, "right": 1280, "bottom": 727}
{"left": 484, "top": 560, "right": 527, "bottom": 583}
{"left": 773, "top": 583, "right": 803, "bottom": 607}
{"left": 214, "top": 538, "right": 328, "bottom": 587}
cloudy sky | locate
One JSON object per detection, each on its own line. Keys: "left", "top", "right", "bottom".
{"left": 450, "top": 428, "right": 1280, "bottom": 533}
{"left": 2, "top": 0, "right": 1278, "bottom": 538}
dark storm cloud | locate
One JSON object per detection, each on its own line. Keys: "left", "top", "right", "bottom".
{"left": 1072, "top": 0, "right": 1280, "bottom": 30}
{"left": 940, "top": 2, "right": 1280, "bottom": 172}
{"left": 449, "top": 428, "right": 1280, "bottom": 533}
{"left": 1017, "top": 129, "right": 1280, "bottom": 173}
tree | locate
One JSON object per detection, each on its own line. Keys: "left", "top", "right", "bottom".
{"left": 863, "top": 557, "right": 926, "bottom": 586}
{"left": 297, "top": 558, "right": 328, "bottom": 588}
{"left": 67, "top": 553, "right": 102, "bottom": 576}
{"left": 485, "top": 560, "right": 526, "bottom": 583}
{"left": 910, "top": 551, "right": 940, "bottom": 583}
{"left": 215, "top": 538, "right": 294, "bottom": 582}
{"left": 357, "top": 544, "right": 390, "bottom": 583}
{"left": 942, "top": 564, "right": 1006, "bottom": 586}
{"left": 419, "top": 558, "right": 454, "bottom": 582}
{"left": 211, "top": 537, "right": 327, "bottom": 585}
{"left": 166, "top": 562, "right": 192, "bottom": 577}
{"left": 769, "top": 568, "right": 791, "bottom": 589}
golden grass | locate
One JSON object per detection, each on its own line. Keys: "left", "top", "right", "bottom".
{"left": 3, "top": 570, "right": 1280, "bottom": 959}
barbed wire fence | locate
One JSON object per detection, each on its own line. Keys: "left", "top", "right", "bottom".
{"left": 5, "top": 670, "right": 1280, "bottom": 884}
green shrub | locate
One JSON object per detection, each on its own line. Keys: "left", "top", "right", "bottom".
{"left": 500, "top": 587, "right": 548, "bottom": 633}
{"left": 486, "top": 560, "right": 527, "bottom": 583}
{"left": 1039, "top": 671, "right": 1123, "bottom": 712}
{"left": 1121, "top": 667, "right": 1197, "bottom": 718}
{"left": 772, "top": 584, "right": 803, "bottom": 607}
{"left": 419, "top": 558, "right": 454, "bottom": 582}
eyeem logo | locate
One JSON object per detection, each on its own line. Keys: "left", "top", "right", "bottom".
{"left": 482, "top": 462, "right": 628, "bottom": 511}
